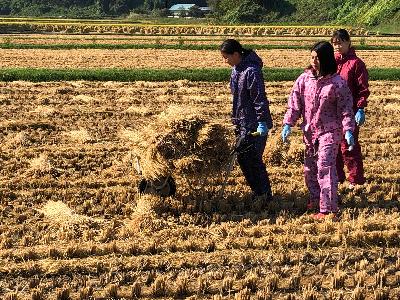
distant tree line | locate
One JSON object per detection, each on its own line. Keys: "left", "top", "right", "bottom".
{"left": 0, "top": 0, "right": 272, "bottom": 18}
{"left": 0, "top": 0, "right": 397, "bottom": 26}
{"left": 0, "top": 0, "right": 209, "bottom": 16}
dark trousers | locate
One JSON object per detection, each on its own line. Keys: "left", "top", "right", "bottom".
{"left": 336, "top": 126, "right": 366, "bottom": 185}
{"left": 236, "top": 134, "right": 272, "bottom": 197}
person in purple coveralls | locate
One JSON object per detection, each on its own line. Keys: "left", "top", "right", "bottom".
{"left": 331, "top": 29, "right": 370, "bottom": 189}
{"left": 220, "top": 39, "right": 274, "bottom": 208}
{"left": 281, "top": 41, "right": 356, "bottom": 220}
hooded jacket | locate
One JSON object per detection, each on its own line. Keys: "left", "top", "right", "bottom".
{"left": 283, "top": 70, "right": 355, "bottom": 142}
{"left": 335, "top": 47, "right": 369, "bottom": 110}
{"left": 230, "top": 51, "right": 273, "bottom": 132}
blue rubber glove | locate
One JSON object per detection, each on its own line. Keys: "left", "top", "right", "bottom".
{"left": 281, "top": 124, "right": 291, "bottom": 143}
{"left": 256, "top": 122, "right": 268, "bottom": 136}
{"left": 345, "top": 130, "right": 355, "bottom": 151}
{"left": 355, "top": 108, "right": 365, "bottom": 126}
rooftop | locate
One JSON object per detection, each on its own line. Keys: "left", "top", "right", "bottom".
{"left": 169, "top": 4, "right": 197, "bottom": 11}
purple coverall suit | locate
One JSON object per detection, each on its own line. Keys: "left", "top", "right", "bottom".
{"left": 283, "top": 70, "right": 355, "bottom": 213}
{"left": 230, "top": 51, "right": 273, "bottom": 197}
{"left": 335, "top": 48, "right": 370, "bottom": 185}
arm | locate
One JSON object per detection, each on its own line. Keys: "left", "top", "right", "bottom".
{"left": 283, "top": 75, "right": 304, "bottom": 126}
{"left": 247, "top": 69, "right": 273, "bottom": 129}
{"left": 229, "top": 70, "right": 235, "bottom": 95}
{"left": 354, "top": 59, "right": 370, "bottom": 108}
{"left": 337, "top": 82, "right": 356, "bottom": 134}
{"left": 230, "top": 70, "right": 237, "bottom": 125}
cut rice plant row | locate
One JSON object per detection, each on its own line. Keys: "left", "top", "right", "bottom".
{"left": 0, "top": 22, "right": 372, "bottom": 36}
{"left": 1, "top": 48, "right": 400, "bottom": 69}
{"left": 3, "top": 42, "right": 400, "bottom": 52}
{"left": 0, "top": 80, "right": 399, "bottom": 298}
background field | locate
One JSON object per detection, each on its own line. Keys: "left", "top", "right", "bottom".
{"left": 0, "top": 24, "right": 400, "bottom": 300}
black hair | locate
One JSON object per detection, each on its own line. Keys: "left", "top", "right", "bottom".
{"left": 220, "top": 39, "right": 252, "bottom": 57}
{"left": 311, "top": 41, "right": 337, "bottom": 77}
{"left": 331, "top": 29, "right": 351, "bottom": 43}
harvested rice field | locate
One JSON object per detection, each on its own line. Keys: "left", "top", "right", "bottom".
{"left": 0, "top": 23, "right": 371, "bottom": 36}
{"left": 0, "top": 79, "right": 399, "bottom": 299}
{"left": 2, "top": 48, "right": 400, "bottom": 69}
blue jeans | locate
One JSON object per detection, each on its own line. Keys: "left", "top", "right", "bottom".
{"left": 236, "top": 133, "right": 272, "bottom": 197}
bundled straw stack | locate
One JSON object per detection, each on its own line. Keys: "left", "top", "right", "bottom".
{"left": 130, "top": 105, "right": 231, "bottom": 180}
{"left": 264, "top": 132, "right": 304, "bottom": 166}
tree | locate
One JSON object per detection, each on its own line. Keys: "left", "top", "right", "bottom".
{"left": 206, "top": 0, "right": 220, "bottom": 13}
{"left": 0, "top": 0, "right": 11, "bottom": 14}
{"left": 97, "top": 0, "right": 110, "bottom": 14}
{"left": 223, "top": 0, "right": 265, "bottom": 23}
{"left": 220, "top": 0, "right": 242, "bottom": 13}
{"left": 188, "top": 5, "right": 204, "bottom": 17}
{"left": 110, "top": 0, "right": 130, "bottom": 14}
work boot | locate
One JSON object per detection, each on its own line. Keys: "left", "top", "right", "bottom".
{"left": 250, "top": 192, "right": 272, "bottom": 211}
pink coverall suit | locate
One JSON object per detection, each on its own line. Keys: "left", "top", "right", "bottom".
{"left": 335, "top": 48, "right": 370, "bottom": 185}
{"left": 283, "top": 70, "right": 355, "bottom": 213}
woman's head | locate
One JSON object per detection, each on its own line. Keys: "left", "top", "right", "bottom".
{"left": 310, "top": 41, "right": 337, "bottom": 76}
{"left": 331, "top": 29, "right": 351, "bottom": 55}
{"left": 220, "top": 39, "right": 245, "bottom": 66}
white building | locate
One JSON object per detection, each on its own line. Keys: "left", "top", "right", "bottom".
{"left": 169, "top": 4, "right": 212, "bottom": 16}
{"left": 169, "top": 4, "right": 196, "bottom": 16}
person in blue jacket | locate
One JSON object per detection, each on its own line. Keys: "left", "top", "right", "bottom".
{"left": 220, "top": 39, "right": 274, "bottom": 207}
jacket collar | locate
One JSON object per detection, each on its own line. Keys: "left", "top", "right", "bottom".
{"left": 306, "top": 69, "right": 336, "bottom": 82}
{"left": 335, "top": 47, "right": 357, "bottom": 61}
{"left": 234, "top": 51, "right": 263, "bottom": 72}
{"left": 316, "top": 73, "right": 336, "bottom": 82}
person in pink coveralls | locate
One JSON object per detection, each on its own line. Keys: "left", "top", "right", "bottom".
{"left": 281, "top": 41, "right": 356, "bottom": 219}
{"left": 331, "top": 29, "right": 370, "bottom": 188}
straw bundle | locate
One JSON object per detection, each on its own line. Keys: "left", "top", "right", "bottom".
{"left": 31, "top": 105, "right": 55, "bottom": 117}
{"left": 264, "top": 132, "right": 288, "bottom": 166}
{"left": 72, "top": 95, "right": 99, "bottom": 104}
{"left": 127, "top": 195, "right": 169, "bottom": 233}
{"left": 174, "top": 155, "right": 204, "bottom": 174}
{"left": 6, "top": 131, "right": 32, "bottom": 147}
{"left": 64, "top": 128, "right": 93, "bottom": 144}
{"left": 28, "top": 154, "right": 54, "bottom": 175}
{"left": 286, "top": 140, "right": 304, "bottom": 165}
{"left": 130, "top": 105, "right": 231, "bottom": 180}
{"left": 38, "top": 200, "right": 101, "bottom": 225}
{"left": 264, "top": 131, "right": 304, "bottom": 166}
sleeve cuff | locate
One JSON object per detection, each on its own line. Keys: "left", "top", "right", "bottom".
{"left": 357, "top": 99, "right": 367, "bottom": 108}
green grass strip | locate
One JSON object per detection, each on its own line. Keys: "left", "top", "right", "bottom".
{"left": 2, "top": 43, "right": 400, "bottom": 51}
{"left": 0, "top": 68, "right": 399, "bottom": 82}
{"left": 0, "top": 68, "right": 301, "bottom": 82}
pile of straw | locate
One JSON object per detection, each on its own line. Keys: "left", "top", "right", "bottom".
{"left": 130, "top": 105, "right": 231, "bottom": 180}
{"left": 264, "top": 132, "right": 304, "bottom": 166}
{"left": 64, "top": 128, "right": 93, "bottom": 144}
{"left": 27, "top": 154, "right": 54, "bottom": 175}
{"left": 6, "top": 131, "right": 32, "bottom": 147}
{"left": 38, "top": 200, "right": 102, "bottom": 225}
{"left": 127, "top": 195, "right": 170, "bottom": 234}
